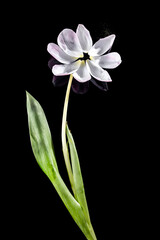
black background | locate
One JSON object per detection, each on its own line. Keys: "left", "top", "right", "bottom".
{"left": 7, "top": 2, "right": 150, "bottom": 239}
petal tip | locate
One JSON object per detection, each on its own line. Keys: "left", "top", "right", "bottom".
{"left": 52, "top": 65, "right": 56, "bottom": 75}
{"left": 110, "top": 34, "right": 116, "bottom": 43}
{"left": 77, "top": 24, "right": 86, "bottom": 30}
{"left": 117, "top": 55, "right": 122, "bottom": 66}
{"left": 47, "top": 43, "right": 52, "bottom": 52}
{"left": 109, "top": 34, "right": 116, "bottom": 43}
{"left": 77, "top": 23, "right": 83, "bottom": 28}
{"left": 108, "top": 78, "right": 112, "bottom": 82}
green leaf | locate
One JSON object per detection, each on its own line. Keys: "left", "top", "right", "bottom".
{"left": 26, "top": 92, "right": 97, "bottom": 240}
{"left": 26, "top": 91, "right": 58, "bottom": 179}
{"left": 66, "top": 124, "right": 91, "bottom": 225}
{"left": 50, "top": 171, "right": 97, "bottom": 240}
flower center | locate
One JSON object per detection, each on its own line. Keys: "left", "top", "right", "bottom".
{"left": 77, "top": 52, "right": 91, "bottom": 61}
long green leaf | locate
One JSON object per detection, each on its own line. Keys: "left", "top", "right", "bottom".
{"left": 26, "top": 92, "right": 97, "bottom": 240}
{"left": 26, "top": 91, "right": 58, "bottom": 178}
{"left": 66, "top": 124, "right": 91, "bottom": 225}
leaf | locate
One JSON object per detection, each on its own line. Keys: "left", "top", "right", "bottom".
{"left": 26, "top": 92, "right": 97, "bottom": 240}
{"left": 26, "top": 91, "right": 58, "bottom": 180}
{"left": 66, "top": 124, "right": 91, "bottom": 225}
{"left": 26, "top": 92, "right": 80, "bottom": 219}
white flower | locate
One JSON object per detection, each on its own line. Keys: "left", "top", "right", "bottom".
{"left": 47, "top": 24, "right": 122, "bottom": 83}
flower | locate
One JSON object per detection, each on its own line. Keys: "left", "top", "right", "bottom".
{"left": 47, "top": 24, "right": 121, "bottom": 83}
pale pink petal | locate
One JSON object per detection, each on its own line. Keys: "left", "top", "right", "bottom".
{"left": 57, "top": 29, "right": 83, "bottom": 57}
{"left": 86, "top": 60, "right": 112, "bottom": 82}
{"left": 89, "top": 34, "right": 116, "bottom": 56}
{"left": 52, "top": 61, "right": 81, "bottom": 76}
{"left": 76, "top": 24, "right": 93, "bottom": 52}
{"left": 73, "top": 61, "right": 91, "bottom": 82}
{"left": 93, "top": 52, "right": 122, "bottom": 69}
{"left": 47, "top": 43, "right": 76, "bottom": 64}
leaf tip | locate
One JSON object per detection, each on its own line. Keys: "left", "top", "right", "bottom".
{"left": 26, "top": 90, "right": 32, "bottom": 99}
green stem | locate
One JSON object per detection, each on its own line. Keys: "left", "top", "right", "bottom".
{"left": 61, "top": 75, "right": 97, "bottom": 240}
{"left": 61, "top": 74, "right": 75, "bottom": 195}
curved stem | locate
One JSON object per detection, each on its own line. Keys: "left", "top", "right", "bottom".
{"left": 61, "top": 75, "right": 97, "bottom": 240}
{"left": 61, "top": 74, "right": 75, "bottom": 195}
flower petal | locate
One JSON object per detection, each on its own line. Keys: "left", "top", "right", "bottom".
{"left": 72, "top": 80, "right": 89, "bottom": 94}
{"left": 47, "top": 43, "right": 76, "bottom": 64}
{"left": 58, "top": 29, "right": 83, "bottom": 57}
{"left": 52, "top": 61, "right": 81, "bottom": 76}
{"left": 76, "top": 24, "right": 93, "bottom": 52}
{"left": 86, "top": 60, "right": 112, "bottom": 82}
{"left": 73, "top": 61, "right": 91, "bottom": 82}
{"left": 93, "top": 52, "right": 122, "bottom": 69}
{"left": 91, "top": 78, "right": 109, "bottom": 92}
{"left": 89, "top": 34, "right": 116, "bottom": 56}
